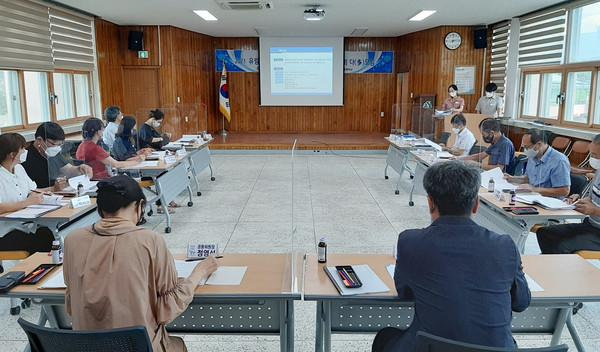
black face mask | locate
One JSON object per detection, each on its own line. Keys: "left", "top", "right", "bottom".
{"left": 483, "top": 132, "right": 494, "bottom": 144}
{"left": 137, "top": 201, "right": 147, "bottom": 226}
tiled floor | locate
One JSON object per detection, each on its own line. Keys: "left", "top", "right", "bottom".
{"left": 1, "top": 151, "right": 600, "bottom": 351}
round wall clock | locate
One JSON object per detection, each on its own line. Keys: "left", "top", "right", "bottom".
{"left": 444, "top": 32, "right": 462, "bottom": 50}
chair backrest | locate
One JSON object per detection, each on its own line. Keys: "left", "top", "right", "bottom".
{"left": 551, "top": 136, "right": 572, "bottom": 155}
{"left": 569, "top": 173, "right": 589, "bottom": 197}
{"left": 568, "top": 140, "right": 591, "bottom": 167}
{"left": 469, "top": 144, "right": 487, "bottom": 156}
{"left": 506, "top": 154, "right": 527, "bottom": 176}
{"left": 18, "top": 318, "right": 153, "bottom": 352}
{"left": 415, "top": 331, "right": 569, "bottom": 352}
{"left": 438, "top": 132, "right": 451, "bottom": 146}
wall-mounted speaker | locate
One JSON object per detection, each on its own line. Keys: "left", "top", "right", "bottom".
{"left": 128, "top": 30, "right": 143, "bottom": 51}
{"left": 474, "top": 28, "right": 487, "bottom": 49}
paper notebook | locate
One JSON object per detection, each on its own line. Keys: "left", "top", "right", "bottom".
{"left": 480, "top": 167, "right": 518, "bottom": 191}
{"left": 514, "top": 194, "right": 574, "bottom": 210}
{"left": 39, "top": 269, "right": 66, "bottom": 289}
{"left": 324, "top": 264, "right": 390, "bottom": 296}
{"left": 175, "top": 261, "right": 247, "bottom": 286}
{"left": 6, "top": 204, "right": 61, "bottom": 218}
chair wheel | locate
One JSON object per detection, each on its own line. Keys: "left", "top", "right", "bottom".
{"left": 197, "top": 191, "right": 202, "bottom": 196}
{"left": 187, "top": 201, "right": 193, "bottom": 207}
{"left": 165, "top": 227, "right": 171, "bottom": 233}
{"left": 385, "top": 176, "right": 389, "bottom": 179}
{"left": 147, "top": 210, "right": 153, "bottom": 217}
{"left": 573, "top": 302, "right": 584, "bottom": 315}
{"left": 0, "top": 264, "right": 3, "bottom": 274}
{"left": 10, "top": 306, "right": 20, "bottom": 315}
{"left": 211, "top": 177, "right": 215, "bottom": 181}
{"left": 395, "top": 190, "right": 400, "bottom": 195}
{"left": 410, "top": 175, "right": 414, "bottom": 179}
{"left": 409, "top": 201, "right": 414, "bottom": 206}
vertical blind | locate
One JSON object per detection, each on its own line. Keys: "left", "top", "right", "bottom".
{"left": 518, "top": 8, "right": 567, "bottom": 66}
{"left": 0, "top": 0, "right": 94, "bottom": 72}
{"left": 490, "top": 21, "right": 510, "bottom": 97}
{"left": 50, "top": 7, "right": 95, "bottom": 71}
{"left": 0, "top": 0, "right": 53, "bottom": 71}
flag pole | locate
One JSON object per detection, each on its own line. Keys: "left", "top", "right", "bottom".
{"left": 222, "top": 115, "right": 228, "bottom": 137}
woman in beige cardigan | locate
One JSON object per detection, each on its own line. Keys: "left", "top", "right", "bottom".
{"left": 63, "top": 175, "right": 218, "bottom": 351}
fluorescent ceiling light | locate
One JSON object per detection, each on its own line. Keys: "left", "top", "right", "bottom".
{"left": 409, "top": 10, "right": 436, "bottom": 21}
{"left": 194, "top": 10, "right": 218, "bottom": 21}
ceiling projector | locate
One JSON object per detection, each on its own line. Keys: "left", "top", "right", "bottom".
{"left": 303, "top": 6, "right": 325, "bottom": 21}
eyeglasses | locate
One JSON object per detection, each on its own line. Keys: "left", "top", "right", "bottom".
{"left": 45, "top": 139, "right": 63, "bottom": 147}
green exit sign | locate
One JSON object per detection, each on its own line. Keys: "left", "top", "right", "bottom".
{"left": 138, "top": 51, "right": 148, "bottom": 59}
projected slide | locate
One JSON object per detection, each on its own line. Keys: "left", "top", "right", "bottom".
{"left": 270, "top": 47, "right": 333, "bottom": 96}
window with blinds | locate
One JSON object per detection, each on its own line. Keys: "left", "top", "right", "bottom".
{"left": 50, "top": 7, "right": 95, "bottom": 71}
{"left": 0, "top": 0, "right": 53, "bottom": 71}
{"left": 490, "top": 22, "right": 510, "bottom": 97}
{"left": 518, "top": 8, "right": 567, "bottom": 67}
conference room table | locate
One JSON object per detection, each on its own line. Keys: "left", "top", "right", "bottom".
{"left": 164, "top": 137, "right": 216, "bottom": 196}
{"left": 120, "top": 153, "right": 194, "bottom": 233}
{"left": 384, "top": 136, "right": 435, "bottom": 195}
{"left": 1, "top": 252, "right": 302, "bottom": 352}
{"left": 305, "top": 253, "right": 600, "bottom": 352}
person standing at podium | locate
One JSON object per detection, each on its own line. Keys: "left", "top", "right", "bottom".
{"left": 475, "top": 83, "right": 503, "bottom": 117}
{"left": 441, "top": 84, "right": 465, "bottom": 113}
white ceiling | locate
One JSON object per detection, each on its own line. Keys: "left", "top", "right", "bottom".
{"left": 54, "top": 0, "right": 568, "bottom": 37}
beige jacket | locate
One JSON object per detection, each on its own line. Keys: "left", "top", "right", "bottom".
{"left": 64, "top": 217, "right": 195, "bottom": 352}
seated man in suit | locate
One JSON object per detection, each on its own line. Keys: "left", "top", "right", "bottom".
{"left": 459, "top": 118, "right": 515, "bottom": 172}
{"left": 372, "top": 161, "right": 531, "bottom": 352}
{"left": 505, "top": 128, "right": 570, "bottom": 198}
{"left": 536, "top": 134, "right": 600, "bottom": 254}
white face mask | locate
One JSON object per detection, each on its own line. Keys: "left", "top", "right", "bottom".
{"left": 486, "top": 92, "right": 494, "bottom": 98}
{"left": 45, "top": 145, "right": 62, "bottom": 157}
{"left": 152, "top": 121, "right": 161, "bottom": 128}
{"left": 524, "top": 146, "right": 538, "bottom": 159}
{"left": 589, "top": 157, "right": 600, "bottom": 170}
{"left": 19, "top": 150, "right": 28, "bottom": 163}
{"left": 449, "top": 91, "right": 457, "bottom": 98}
{"left": 452, "top": 127, "right": 461, "bottom": 134}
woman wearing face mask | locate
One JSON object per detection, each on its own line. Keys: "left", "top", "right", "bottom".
{"left": 0, "top": 133, "right": 56, "bottom": 257}
{"left": 475, "top": 83, "right": 504, "bottom": 117}
{"left": 441, "top": 114, "right": 476, "bottom": 156}
{"left": 139, "top": 109, "right": 171, "bottom": 150}
{"left": 441, "top": 84, "right": 465, "bottom": 113}
{"left": 76, "top": 118, "right": 145, "bottom": 179}
{"left": 112, "top": 116, "right": 153, "bottom": 161}
{"left": 63, "top": 175, "right": 218, "bottom": 352}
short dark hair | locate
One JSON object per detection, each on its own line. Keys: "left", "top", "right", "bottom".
{"left": 0, "top": 133, "right": 27, "bottom": 163}
{"left": 524, "top": 128, "right": 547, "bottom": 144}
{"left": 485, "top": 83, "right": 498, "bottom": 92}
{"left": 35, "top": 122, "right": 65, "bottom": 141}
{"left": 423, "top": 161, "right": 481, "bottom": 216}
{"left": 450, "top": 114, "right": 466, "bottom": 126}
{"left": 149, "top": 109, "right": 164, "bottom": 121}
{"left": 448, "top": 84, "right": 458, "bottom": 92}
{"left": 96, "top": 175, "right": 146, "bottom": 217}
{"left": 593, "top": 134, "right": 600, "bottom": 145}
{"left": 479, "top": 118, "right": 501, "bottom": 133}
{"left": 116, "top": 116, "right": 137, "bottom": 139}
{"left": 104, "top": 106, "right": 121, "bottom": 123}
{"left": 82, "top": 118, "right": 104, "bottom": 140}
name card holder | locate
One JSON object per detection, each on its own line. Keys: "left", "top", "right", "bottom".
{"left": 187, "top": 244, "right": 219, "bottom": 260}
{"left": 164, "top": 155, "right": 177, "bottom": 164}
{"left": 71, "top": 195, "right": 92, "bottom": 209}
{"left": 175, "top": 149, "right": 187, "bottom": 157}
{"left": 493, "top": 188, "right": 505, "bottom": 202}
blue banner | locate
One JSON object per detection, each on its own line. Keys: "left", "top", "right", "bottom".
{"left": 344, "top": 51, "right": 394, "bottom": 74}
{"left": 216, "top": 50, "right": 259, "bottom": 72}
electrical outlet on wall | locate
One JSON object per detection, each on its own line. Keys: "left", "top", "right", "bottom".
{"left": 177, "top": 96, "right": 181, "bottom": 103}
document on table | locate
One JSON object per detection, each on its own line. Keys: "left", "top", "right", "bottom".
{"left": 5, "top": 204, "right": 61, "bottom": 218}
{"left": 64, "top": 175, "right": 98, "bottom": 193}
{"left": 175, "top": 260, "right": 208, "bottom": 285}
{"left": 436, "top": 151, "right": 454, "bottom": 159}
{"left": 480, "top": 167, "right": 517, "bottom": 191}
{"left": 324, "top": 264, "right": 390, "bottom": 296}
{"left": 514, "top": 194, "right": 575, "bottom": 210}
{"left": 525, "top": 273, "right": 545, "bottom": 292}
{"left": 39, "top": 269, "right": 66, "bottom": 289}
{"left": 133, "top": 161, "right": 159, "bottom": 168}
{"left": 205, "top": 266, "right": 247, "bottom": 285}
{"left": 386, "top": 265, "right": 395, "bottom": 279}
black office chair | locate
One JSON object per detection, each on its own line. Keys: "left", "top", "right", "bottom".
{"left": 506, "top": 154, "right": 527, "bottom": 176}
{"left": 415, "top": 331, "right": 569, "bottom": 352}
{"left": 438, "top": 132, "right": 451, "bottom": 146}
{"left": 17, "top": 318, "right": 153, "bottom": 352}
{"left": 469, "top": 144, "right": 487, "bottom": 156}
{"left": 569, "top": 172, "right": 589, "bottom": 197}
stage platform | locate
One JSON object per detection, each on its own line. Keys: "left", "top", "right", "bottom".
{"left": 209, "top": 132, "right": 389, "bottom": 150}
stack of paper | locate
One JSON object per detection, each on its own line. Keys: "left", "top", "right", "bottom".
{"left": 64, "top": 175, "right": 98, "bottom": 193}
{"left": 39, "top": 270, "right": 66, "bottom": 289}
{"left": 133, "top": 161, "right": 159, "bottom": 168}
{"left": 6, "top": 204, "right": 61, "bottom": 218}
{"left": 175, "top": 260, "right": 247, "bottom": 286}
{"left": 514, "top": 194, "right": 574, "bottom": 210}
{"left": 480, "top": 167, "right": 517, "bottom": 191}
{"left": 324, "top": 264, "right": 390, "bottom": 296}
{"left": 434, "top": 109, "right": 454, "bottom": 116}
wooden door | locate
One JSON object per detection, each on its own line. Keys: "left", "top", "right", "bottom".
{"left": 121, "top": 68, "right": 160, "bottom": 126}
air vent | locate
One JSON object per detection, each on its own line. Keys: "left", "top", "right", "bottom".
{"left": 216, "top": 1, "right": 274, "bottom": 10}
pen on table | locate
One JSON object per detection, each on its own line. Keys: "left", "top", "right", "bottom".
{"left": 185, "top": 255, "right": 223, "bottom": 262}
{"left": 32, "top": 268, "right": 52, "bottom": 283}
{"left": 338, "top": 271, "right": 352, "bottom": 286}
{"left": 342, "top": 268, "right": 357, "bottom": 285}
{"left": 22, "top": 268, "right": 45, "bottom": 283}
